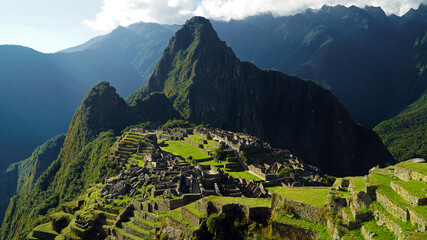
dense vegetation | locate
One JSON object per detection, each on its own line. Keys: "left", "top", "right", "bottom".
{"left": 0, "top": 134, "right": 65, "bottom": 226}
{"left": 1, "top": 82, "right": 128, "bottom": 240}
{"left": 0, "top": 131, "right": 116, "bottom": 240}
{"left": 374, "top": 91, "right": 427, "bottom": 161}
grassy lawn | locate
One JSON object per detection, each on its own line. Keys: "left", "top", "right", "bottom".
{"left": 397, "top": 162, "right": 427, "bottom": 176}
{"left": 346, "top": 176, "right": 366, "bottom": 193}
{"left": 205, "top": 196, "right": 271, "bottom": 207}
{"left": 33, "top": 222, "right": 58, "bottom": 235}
{"left": 160, "top": 140, "right": 211, "bottom": 160}
{"left": 273, "top": 214, "right": 331, "bottom": 239}
{"left": 362, "top": 219, "right": 396, "bottom": 240}
{"left": 273, "top": 187, "right": 330, "bottom": 208}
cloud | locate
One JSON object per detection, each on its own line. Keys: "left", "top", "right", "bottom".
{"left": 83, "top": 0, "right": 194, "bottom": 31}
{"left": 83, "top": 0, "right": 427, "bottom": 32}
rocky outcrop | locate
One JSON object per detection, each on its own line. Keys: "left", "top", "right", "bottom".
{"left": 134, "top": 16, "right": 394, "bottom": 176}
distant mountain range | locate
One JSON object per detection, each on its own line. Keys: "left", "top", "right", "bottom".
{"left": 0, "top": 4, "right": 425, "bottom": 173}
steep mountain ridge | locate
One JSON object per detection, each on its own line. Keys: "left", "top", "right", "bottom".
{"left": 211, "top": 4, "right": 427, "bottom": 127}
{"left": 0, "top": 23, "right": 178, "bottom": 172}
{"left": 0, "top": 45, "right": 82, "bottom": 173}
{"left": 1, "top": 4, "right": 425, "bottom": 176}
{"left": 0, "top": 83, "right": 126, "bottom": 239}
{"left": 132, "top": 16, "right": 393, "bottom": 176}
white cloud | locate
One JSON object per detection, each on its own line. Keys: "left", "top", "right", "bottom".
{"left": 83, "top": 0, "right": 427, "bottom": 32}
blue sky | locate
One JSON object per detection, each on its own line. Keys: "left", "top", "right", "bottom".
{"left": 1, "top": 0, "right": 426, "bottom": 53}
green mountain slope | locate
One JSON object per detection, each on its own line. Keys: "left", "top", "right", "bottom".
{"left": 0, "top": 134, "right": 65, "bottom": 225}
{"left": 0, "top": 82, "right": 127, "bottom": 239}
{"left": 374, "top": 91, "right": 427, "bottom": 161}
{"left": 130, "top": 16, "right": 393, "bottom": 176}
{"left": 0, "top": 81, "right": 178, "bottom": 239}
{"left": 374, "top": 28, "right": 427, "bottom": 162}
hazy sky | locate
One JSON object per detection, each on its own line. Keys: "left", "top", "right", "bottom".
{"left": 1, "top": 0, "right": 426, "bottom": 53}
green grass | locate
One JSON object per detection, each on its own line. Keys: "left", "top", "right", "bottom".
{"left": 412, "top": 205, "right": 427, "bottom": 221}
{"left": 273, "top": 214, "right": 331, "bottom": 239}
{"left": 167, "top": 208, "right": 199, "bottom": 231}
{"left": 184, "top": 203, "right": 206, "bottom": 219}
{"left": 393, "top": 180, "right": 427, "bottom": 198}
{"left": 370, "top": 201, "right": 415, "bottom": 236}
{"left": 397, "top": 162, "right": 427, "bottom": 176}
{"left": 346, "top": 176, "right": 366, "bottom": 193}
{"left": 223, "top": 168, "right": 262, "bottom": 181}
{"left": 265, "top": 186, "right": 282, "bottom": 193}
{"left": 160, "top": 140, "right": 211, "bottom": 160}
{"left": 367, "top": 168, "right": 427, "bottom": 222}
{"left": 33, "top": 222, "right": 58, "bottom": 235}
{"left": 342, "top": 228, "right": 363, "bottom": 240}
{"left": 197, "top": 159, "right": 222, "bottom": 167}
{"left": 134, "top": 216, "right": 156, "bottom": 227}
{"left": 362, "top": 219, "right": 396, "bottom": 239}
{"left": 116, "top": 227, "right": 143, "bottom": 240}
{"left": 188, "top": 134, "right": 205, "bottom": 141}
{"left": 273, "top": 187, "right": 330, "bottom": 208}
{"left": 205, "top": 196, "right": 271, "bottom": 207}
{"left": 368, "top": 170, "right": 410, "bottom": 209}
{"left": 374, "top": 90, "right": 427, "bottom": 162}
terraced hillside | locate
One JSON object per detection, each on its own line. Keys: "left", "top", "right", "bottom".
{"left": 25, "top": 127, "right": 427, "bottom": 239}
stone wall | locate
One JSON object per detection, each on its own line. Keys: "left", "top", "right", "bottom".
{"left": 394, "top": 165, "right": 427, "bottom": 183}
{"left": 271, "top": 193, "right": 325, "bottom": 224}
{"left": 390, "top": 181, "right": 427, "bottom": 206}
{"left": 408, "top": 208, "right": 427, "bottom": 231}
{"left": 373, "top": 208, "right": 406, "bottom": 240}
{"left": 270, "top": 221, "right": 314, "bottom": 240}
{"left": 165, "top": 216, "right": 196, "bottom": 239}
{"left": 376, "top": 192, "right": 408, "bottom": 221}
{"left": 181, "top": 207, "right": 204, "bottom": 226}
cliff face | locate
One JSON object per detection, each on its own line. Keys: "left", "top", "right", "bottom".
{"left": 135, "top": 17, "right": 394, "bottom": 176}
